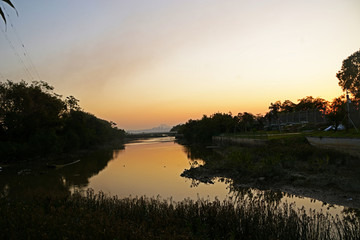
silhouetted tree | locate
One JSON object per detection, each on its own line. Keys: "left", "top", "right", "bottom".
{"left": 0, "top": 80, "right": 65, "bottom": 142}
{"left": 295, "top": 96, "right": 328, "bottom": 112}
{"left": 65, "top": 95, "right": 81, "bottom": 112}
{"left": 267, "top": 101, "right": 281, "bottom": 128}
{"left": 280, "top": 100, "right": 296, "bottom": 112}
{"left": 170, "top": 124, "right": 183, "bottom": 132}
{"left": 255, "top": 114, "right": 265, "bottom": 130}
{"left": 237, "top": 112, "right": 255, "bottom": 132}
{"left": 177, "top": 113, "right": 236, "bottom": 143}
{"left": 269, "top": 101, "right": 281, "bottom": 116}
{"left": 326, "top": 95, "right": 346, "bottom": 131}
{"left": 336, "top": 49, "right": 360, "bottom": 100}
{"left": 0, "top": 80, "right": 125, "bottom": 161}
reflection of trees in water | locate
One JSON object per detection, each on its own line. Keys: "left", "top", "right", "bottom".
{"left": 182, "top": 145, "right": 220, "bottom": 168}
{"left": 180, "top": 143, "right": 354, "bottom": 214}
{"left": 59, "top": 149, "right": 120, "bottom": 187}
{"left": 0, "top": 147, "right": 124, "bottom": 199}
{"left": 182, "top": 145, "right": 213, "bottom": 160}
{"left": 226, "top": 180, "right": 284, "bottom": 206}
{"left": 189, "top": 179, "right": 200, "bottom": 188}
{"left": 343, "top": 207, "right": 360, "bottom": 219}
{"left": 0, "top": 169, "right": 70, "bottom": 200}
{"left": 186, "top": 175, "right": 285, "bottom": 206}
{"left": 181, "top": 144, "right": 285, "bottom": 205}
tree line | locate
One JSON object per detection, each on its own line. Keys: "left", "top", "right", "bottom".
{"left": 174, "top": 49, "right": 360, "bottom": 143}
{"left": 0, "top": 80, "right": 125, "bottom": 161}
{"left": 174, "top": 96, "right": 357, "bottom": 144}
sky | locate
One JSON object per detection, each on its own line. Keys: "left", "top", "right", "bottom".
{"left": 0, "top": 0, "right": 359, "bottom": 130}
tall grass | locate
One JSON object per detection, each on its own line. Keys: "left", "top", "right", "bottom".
{"left": 0, "top": 189, "right": 359, "bottom": 239}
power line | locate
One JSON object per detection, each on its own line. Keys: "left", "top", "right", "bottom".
{"left": 0, "top": 26, "right": 34, "bottom": 81}
{"left": 6, "top": 11, "right": 42, "bottom": 81}
{"left": 0, "top": 7, "right": 42, "bottom": 82}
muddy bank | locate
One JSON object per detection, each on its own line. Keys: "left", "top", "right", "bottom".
{"left": 181, "top": 137, "right": 360, "bottom": 209}
{"left": 182, "top": 166, "right": 360, "bottom": 209}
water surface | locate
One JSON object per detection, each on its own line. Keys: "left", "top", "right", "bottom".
{"left": 0, "top": 137, "right": 352, "bottom": 216}
{"left": 84, "top": 137, "right": 230, "bottom": 201}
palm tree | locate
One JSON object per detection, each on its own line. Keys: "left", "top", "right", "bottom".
{"left": 0, "top": 0, "right": 17, "bottom": 24}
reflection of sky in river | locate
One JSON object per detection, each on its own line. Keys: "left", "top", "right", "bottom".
{"left": 84, "top": 137, "right": 346, "bottom": 215}
{"left": 85, "top": 137, "right": 230, "bottom": 201}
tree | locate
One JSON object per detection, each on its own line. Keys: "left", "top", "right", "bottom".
{"left": 0, "top": 80, "right": 65, "bottom": 141}
{"left": 336, "top": 49, "right": 360, "bottom": 100}
{"left": 269, "top": 101, "right": 281, "bottom": 115}
{"left": 177, "top": 112, "right": 237, "bottom": 143}
{"left": 0, "top": 0, "right": 17, "bottom": 25}
{"left": 237, "top": 112, "right": 255, "bottom": 132}
{"left": 295, "top": 96, "right": 328, "bottom": 112}
{"left": 65, "top": 95, "right": 81, "bottom": 112}
{"left": 0, "top": 80, "right": 125, "bottom": 160}
{"left": 326, "top": 95, "right": 346, "bottom": 131}
{"left": 280, "top": 100, "right": 295, "bottom": 112}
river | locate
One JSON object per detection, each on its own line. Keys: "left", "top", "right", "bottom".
{"left": 0, "top": 137, "right": 353, "bottom": 216}
{"left": 84, "top": 137, "right": 231, "bottom": 201}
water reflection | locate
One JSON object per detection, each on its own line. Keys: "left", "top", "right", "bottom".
{"left": 85, "top": 137, "right": 230, "bottom": 201}
{"left": 185, "top": 175, "right": 350, "bottom": 216}
{"left": 1, "top": 137, "right": 358, "bottom": 218}
{"left": 180, "top": 143, "right": 360, "bottom": 216}
{"left": 0, "top": 148, "right": 122, "bottom": 199}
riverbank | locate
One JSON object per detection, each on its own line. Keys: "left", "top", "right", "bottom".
{"left": 181, "top": 135, "right": 360, "bottom": 209}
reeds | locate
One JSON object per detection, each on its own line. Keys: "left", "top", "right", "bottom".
{"left": 0, "top": 189, "right": 359, "bottom": 240}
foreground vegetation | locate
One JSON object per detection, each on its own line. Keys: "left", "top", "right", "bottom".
{"left": 0, "top": 80, "right": 125, "bottom": 162}
{"left": 0, "top": 189, "right": 359, "bottom": 240}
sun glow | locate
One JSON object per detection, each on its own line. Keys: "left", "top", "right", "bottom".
{"left": 0, "top": 0, "right": 359, "bottom": 130}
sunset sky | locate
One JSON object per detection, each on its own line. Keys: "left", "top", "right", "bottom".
{"left": 0, "top": 0, "right": 359, "bottom": 130}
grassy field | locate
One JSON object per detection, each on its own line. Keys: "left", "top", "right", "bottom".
{"left": 307, "top": 129, "right": 360, "bottom": 138}
{"left": 225, "top": 129, "right": 360, "bottom": 140}
{"left": 0, "top": 189, "right": 359, "bottom": 240}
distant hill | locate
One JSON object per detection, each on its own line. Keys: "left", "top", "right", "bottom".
{"left": 127, "top": 124, "right": 172, "bottom": 134}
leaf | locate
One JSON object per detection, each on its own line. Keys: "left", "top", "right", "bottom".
{"left": 2, "top": 0, "right": 15, "bottom": 9}
{"left": 0, "top": 7, "right": 6, "bottom": 24}
{"left": 1, "top": 0, "right": 18, "bottom": 16}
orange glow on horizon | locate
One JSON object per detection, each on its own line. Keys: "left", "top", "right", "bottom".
{"left": 0, "top": 1, "right": 358, "bottom": 130}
